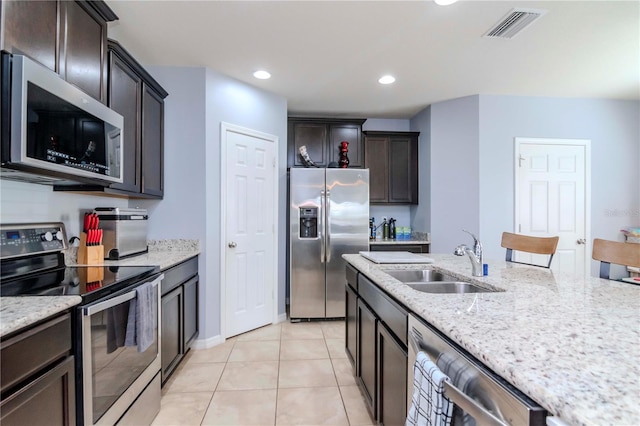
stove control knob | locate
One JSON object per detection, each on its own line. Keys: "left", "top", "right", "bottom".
{"left": 41, "top": 231, "right": 53, "bottom": 242}
{"left": 54, "top": 231, "right": 63, "bottom": 241}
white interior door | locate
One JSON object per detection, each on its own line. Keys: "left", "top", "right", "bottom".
{"left": 222, "top": 123, "right": 277, "bottom": 338}
{"left": 515, "top": 138, "right": 590, "bottom": 275}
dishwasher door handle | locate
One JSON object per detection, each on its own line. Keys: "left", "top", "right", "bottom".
{"left": 443, "top": 381, "right": 507, "bottom": 426}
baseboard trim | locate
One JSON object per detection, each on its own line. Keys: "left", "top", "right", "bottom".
{"left": 191, "top": 334, "right": 223, "bottom": 350}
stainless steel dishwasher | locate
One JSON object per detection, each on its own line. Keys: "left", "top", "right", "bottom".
{"left": 407, "top": 314, "right": 547, "bottom": 426}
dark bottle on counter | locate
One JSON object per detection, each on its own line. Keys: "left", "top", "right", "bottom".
{"left": 370, "top": 217, "right": 376, "bottom": 240}
{"left": 382, "top": 218, "right": 389, "bottom": 240}
{"left": 389, "top": 218, "right": 396, "bottom": 240}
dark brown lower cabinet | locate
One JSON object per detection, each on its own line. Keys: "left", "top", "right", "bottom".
{"left": 347, "top": 268, "right": 409, "bottom": 425}
{"left": 345, "top": 283, "right": 358, "bottom": 370}
{"left": 161, "top": 257, "right": 199, "bottom": 384}
{"left": 377, "top": 322, "right": 408, "bottom": 426}
{"left": 161, "top": 286, "right": 183, "bottom": 382}
{"left": 357, "top": 299, "right": 377, "bottom": 416}
{"left": 0, "top": 313, "right": 75, "bottom": 425}
{"left": 0, "top": 356, "right": 75, "bottom": 425}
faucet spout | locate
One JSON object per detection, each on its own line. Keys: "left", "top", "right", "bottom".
{"left": 455, "top": 230, "right": 484, "bottom": 277}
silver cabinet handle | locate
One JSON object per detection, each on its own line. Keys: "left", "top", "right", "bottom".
{"left": 325, "top": 189, "right": 331, "bottom": 263}
{"left": 320, "top": 190, "right": 325, "bottom": 263}
{"left": 228, "top": 242, "right": 237, "bottom": 248}
{"left": 577, "top": 239, "right": 586, "bottom": 244}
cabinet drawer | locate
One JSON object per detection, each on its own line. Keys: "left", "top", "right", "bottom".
{"left": 1, "top": 313, "right": 72, "bottom": 393}
{"left": 358, "top": 275, "right": 407, "bottom": 346}
{"left": 161, "top": 256, "right": 198, "bottom": 295}
{"left": 346, "top": 263, "right": 358, "bottom": 291}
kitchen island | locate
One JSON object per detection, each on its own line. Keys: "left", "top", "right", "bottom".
{"left": 343, "top": 253, "right": 640, "bottom": 426}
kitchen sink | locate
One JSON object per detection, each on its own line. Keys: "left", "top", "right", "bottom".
{"left": 381, "top": 269, "right": 458, "bottom": 283}
{"left": 405, "top": 282, "right": 494, "bottom": 294}
{"left": 382, "top": 269, "right": 497, "bottom": 294}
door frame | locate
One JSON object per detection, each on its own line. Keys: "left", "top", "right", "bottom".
{"left": 220, "top": 121, "right": 279, "bottom": 339}
{"left": 514, "top": 137, "right": 591, "bottom": 276}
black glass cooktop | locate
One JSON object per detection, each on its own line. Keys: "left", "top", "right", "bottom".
{"left": 0, "top": 264, "right": 159, "bottom": 304}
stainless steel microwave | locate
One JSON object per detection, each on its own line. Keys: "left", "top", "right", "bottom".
{"left": 1, "top": 52, "right": 123, "bottom": 185}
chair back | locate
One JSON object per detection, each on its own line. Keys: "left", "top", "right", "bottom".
{"left": 501, "top": 232, "right": 560, "bottom": 268}
{"left": 592, "top": 239, "right": 640, "bottom": 279}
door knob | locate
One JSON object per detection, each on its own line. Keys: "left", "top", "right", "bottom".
{"left": 577, "top": 239, "right": 586, "bottom": 244}
{"left": 228, "top": 242, "right": 237, "bottom": 248}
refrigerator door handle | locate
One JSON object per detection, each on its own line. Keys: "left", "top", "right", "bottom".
{"left": 320, "top": 190, "right": 326, "bottom": 263}
{"left": 325, "top": 189, "right": 331, "bottom": 263}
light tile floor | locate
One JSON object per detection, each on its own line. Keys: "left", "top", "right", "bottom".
{"left": 152, "top": 320, "right": 375, "bottom": 426}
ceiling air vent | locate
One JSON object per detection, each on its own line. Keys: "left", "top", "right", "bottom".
{"left": 484, "top": 8, "right": 547, "bottom": 39}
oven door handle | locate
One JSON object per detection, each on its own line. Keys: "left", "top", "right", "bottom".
{"left": 83, "top": 274, "right": 163, "bottom": 316}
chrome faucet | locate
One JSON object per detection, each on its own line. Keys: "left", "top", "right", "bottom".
{"left": 454, "top": 229, "right": 483, "bottom": 277}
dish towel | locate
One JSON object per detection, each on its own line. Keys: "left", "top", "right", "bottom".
{"left": 406, "top": 351, "right": 454, "bottom": 426}
{"left": 124, "top": 282, "right": 156, "bottom": 352}
{"left": 107, "top": 303, "right": 130, "bottom": 353}
{"left": 436, "top": 352, "right": 479, "bottom": 426}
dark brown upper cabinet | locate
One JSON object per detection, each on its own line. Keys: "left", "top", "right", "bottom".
{"left": 364, "top": 131, "right": 419, "bottom": 205}
{"left": 287, "top": 118, "right": 366, "bottom": 168}
{"left": 107, "top": 39, "right": 167, "bottom": 198}
{"left": 1, "top": 0, "right": 118, "bottom": 103}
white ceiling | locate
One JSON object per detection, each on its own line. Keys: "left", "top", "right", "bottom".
{"left": 105, "top": 0, "right": 639, "bottom": 119}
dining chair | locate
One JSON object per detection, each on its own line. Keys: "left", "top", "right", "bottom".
{"left": 591, "top": 238, "right": 640, "bottom": 279}
{"left": 501, "top": 232, "right": 560, "bottom": 268}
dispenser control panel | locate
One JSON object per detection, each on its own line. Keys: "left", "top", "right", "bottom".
{"left": 299, "top": 207, "right": 318, "bottom": 239}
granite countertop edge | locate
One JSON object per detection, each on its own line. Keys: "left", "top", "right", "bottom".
{"left": 2, "top": 242, "right": 201, "bottom": 338}
{"left": 342, "top": 253, "right": 640, "bottom": 426}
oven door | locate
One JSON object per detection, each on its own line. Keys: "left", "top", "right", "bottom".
{"left": 81, "top": 274, "right": 162, "bottom": 425}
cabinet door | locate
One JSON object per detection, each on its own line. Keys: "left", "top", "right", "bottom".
{"left": 108, "top": 52, "right": 142, "bottom": 193}
{"left": 1, "top": 0, "right": 58, "bottom": 71}
{"left": 345, "top": 284, "right": 358, "bottom": 371}
{"left": 60, "top": 1, "right": 107, "bottom": 102}
{"left": 183, "top": 276, "right": 199, "bottom": 350}
{"left": 141, "top": 83, "right": 164, "bottom": 197}
{"left": 388, "top": 135, "right": 418, "bottom": 204}
{"left": 364, "top": 136, "right": 389, "bottom": 203}
{"left": 377, "top": 322, "right": 407, "bottom": 426}
{"left": 357, "top": 299, "right": 377, "bottom": 418}
{"left": 0, "top": 356, "right": 75, "bottom": 426}
{"left": 329, "top": 123, "right": 363, "bottom": 168}
{"left": 289, "top": 122, "right": 328, "bottom": 167}
{"left": 161, "top": 286, "right": 183, "bottom": 384}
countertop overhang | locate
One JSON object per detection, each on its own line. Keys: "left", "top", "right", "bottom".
{"left": 343, "top": 253, "right": 640, "bottom": 426}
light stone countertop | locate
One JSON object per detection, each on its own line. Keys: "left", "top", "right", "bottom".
{"left": 2, "top": 241, "right": 200, "bottom": 338}
{"left": 0, "top": 296, "right": 82, "bottom": 337}
{"left": 343, "top": 253, "right": 640, "bottom": 426}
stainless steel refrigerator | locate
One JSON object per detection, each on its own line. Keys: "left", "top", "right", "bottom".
{"left": 289, "top": 168, "right": 369, "bottom": 319}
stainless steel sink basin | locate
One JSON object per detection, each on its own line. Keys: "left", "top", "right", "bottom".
{"left": 406, "top": 282, "right": 494, "bottom": 294}
{"left": 381, "top": 269, "right": 458, "bottom": 283}
{"left": 382, "top": 269, "right": 497, "bottom": 293}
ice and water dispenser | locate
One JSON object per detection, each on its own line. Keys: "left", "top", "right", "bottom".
{"left": 299, "top": 207, "right": 318, "bottom": 238}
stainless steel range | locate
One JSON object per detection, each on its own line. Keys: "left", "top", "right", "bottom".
{"left": 0, "top": 222, "right": 163, "bottom": 425}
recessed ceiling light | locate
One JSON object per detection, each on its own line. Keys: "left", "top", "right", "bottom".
{"left": 434, "top": 0, "right": 458, "bottom": 5}
{"left": 253, "top": 70, "right": 271, "bottom": 80}
{"left": 378, "top": 75, "right": 396, "bottom": 85}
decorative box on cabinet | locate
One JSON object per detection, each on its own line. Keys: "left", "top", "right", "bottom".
{"left": 1, "top": 0, "right": 118, "bottom": 103}
{"left": 0, "top": 313, "right": 75, "bottom": 426}
{"left": 160, "top": 256, "right": 199, "bottom": 384}
{"left": 364, "top": 131, "right": 419, "bottom": 204}
{"left": 287, "top": 118, "right": 366, "bottom": 168}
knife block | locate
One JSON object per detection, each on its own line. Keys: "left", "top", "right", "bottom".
{"left": 77, "top": 232, "right": 104, "bottom": 265}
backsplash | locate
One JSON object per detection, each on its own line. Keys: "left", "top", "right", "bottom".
{"left": 0, "top": 180, "right": 128, "bottom": 238}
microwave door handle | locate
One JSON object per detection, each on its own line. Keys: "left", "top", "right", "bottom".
{"left": 84, "top": 275, "right": 162, "bottom": 316}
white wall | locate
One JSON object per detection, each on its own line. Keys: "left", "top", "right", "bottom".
{"left": 137, "top": 65, "right": 287, "bottom": 344}
{"left": 0, "top": 180, "right": 128, "bottom": 237}
{"left": 422, "top": 96, "right": 480, "bottom": 253}
{"left": 410, "top": 106, "right": 431, "bottom": 233}
{"left": 478, "top": 95, "right": 640, "bottom": 276}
